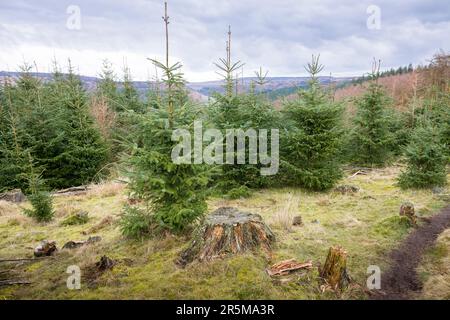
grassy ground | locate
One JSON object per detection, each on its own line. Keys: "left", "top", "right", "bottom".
{"left": 0, "top": 167, "right": 449, "bottom": 300}
{"left": 416, "top": 228, "right": 450, "bottom": 299}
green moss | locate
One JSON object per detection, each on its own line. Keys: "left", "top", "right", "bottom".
{"left": 372, "top": 215, "right": 413, "bottom": 239}
{"left": 61, "top": 211, "right": 89, "bottom": 226}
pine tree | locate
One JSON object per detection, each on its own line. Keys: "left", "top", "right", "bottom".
{"left": 210, "top": 92, "right": 281, "bottom": 191}
{"left": 42, "top": 65, "right": 109, "bottom": 188}
{"left": 425, "top": 92, "right": 450, "bottom": 162}
{"left": 280, "top": 55, "right": 344, "bottom": 191}
{"left": 0, "top": 78, "right": 29, "bottom": 192}
{"left": 2, "top": 63, "right": 109, "bottom": 190}
{"left": 22, "top": 155, "right": 54, "bottom": 222}
{"left": 209, "top": 28, "right": 280, "bottom": 193}
{"left": 97, "top": 60, "right": 120, "bottom": 111}
{"left": 398, "top": 120, "right": 447, "bottom": 189}
{"left": 119, "top": 64, "right": 144, "bottom": 113}
{"left": 122, "top": 1, "right": 211, "bottom": 234}
{"left": 0, "top": 66, "right": 48, "bottom": 192}
{"left": 348, "top": 61, "right": 393, "bottom": 166}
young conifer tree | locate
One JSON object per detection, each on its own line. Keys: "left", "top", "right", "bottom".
{"left": 22, "top": 154, "right": 54, "bottom": 222}
{"left": 42, "top": 63, "right": 109, "bottom": 188}
{"left": 424, "top": 92, "right": 450, "bottom": 163}
{"left": 1, "top": 62, "right": 108, "bottom": 191}
{"left": 97, "top": 59, "right": 120, "bottom": 111}
{"left": 209, "top": 28, "right": 280, "bottom": 195}
{"left": 348, "top": 60, "right": 393, "bottom": 166}
{"left": 280, "top": 55, "right": 344, "bottom": 191}
{"left": 398, "top": 118, "right": 447, "bottom": 189}
{"left": 119, "top": 63, "right": 144, "bottom": 113}
{"left": 0, "top": 78, "right": 30, "bottom": 192}
{"left": 122, "top": 1, "right": 210, "bottom": 235}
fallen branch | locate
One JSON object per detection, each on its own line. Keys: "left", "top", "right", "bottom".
{"left": 266, "top": 259, "right": 313, "bottom": 277}
{"left": 0, "top": 257, "right": 49, "bottom": 263}
{"left": 0, "top": 280, "right": 31, "bottom": 287}
{"left": 349, "top": 170, "right": 367, "bottom": 178}
{"left": 52, "top": 186, "right": 90, "bottom": 197}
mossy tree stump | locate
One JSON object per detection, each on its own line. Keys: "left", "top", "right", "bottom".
{"left": 399, "top": 201, "right": 416, "bottom": 225}
{"left": 319, "top": 246, "right": 351, "bottom": 290}
{"left": 177, "top": 207, "right": 275, "bottom": 266}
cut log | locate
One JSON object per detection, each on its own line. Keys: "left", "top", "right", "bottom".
{"left": 319, "top": 246, "right": 351, "bottom": 290}
{"left": 177, "top": 207, "right": 275, "bottom": 266}
{"left": 0, "top": 189, "right": 26, "bottom": 203}
{"left": 0, "top": 257, "right": 47, "bottom": 263}
{"left": 62, "top": 236, "right": 101, "bottom": 250}
{"left": 52, "top": 186, "right": 89, "bottom": 197}
{"left": 349, "top": 170, "right": 368, "bottom": 178}
{"left": 96, "top": 255, "right": 115, "bottom": 271}
{"left": 266, "top": 259, "right": 313, "bottom": 277}
{"left": 0, "top": 280, "right": 31, "bottom": 287}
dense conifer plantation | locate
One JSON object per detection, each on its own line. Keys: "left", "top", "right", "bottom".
{"left": 0, "top": 65, "right": 109, "bottom": 191}
{"left": 0, "top": 78, "right": 30, "bottom": 192}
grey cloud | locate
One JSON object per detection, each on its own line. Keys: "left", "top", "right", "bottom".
{"left": 0, "top": 0, "right": 448, "bottom": 81}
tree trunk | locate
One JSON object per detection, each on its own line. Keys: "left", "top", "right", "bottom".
{"left": 177, "top": 207, "right": 275, "bottom": 266}
{"left": 319, "top": 246, "right": 350, "bottom": 290}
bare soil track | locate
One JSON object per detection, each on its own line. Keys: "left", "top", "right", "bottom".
{"left": 373, "top": 204, "right": 450, "bottom": 299}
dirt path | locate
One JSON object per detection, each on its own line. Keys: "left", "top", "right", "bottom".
{"left": 373, "top": 204, "right": 450, "bottom": 299}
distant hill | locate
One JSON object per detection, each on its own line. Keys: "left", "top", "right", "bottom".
{"left": 0, "top": 71, "right": 355, "bottom": 102}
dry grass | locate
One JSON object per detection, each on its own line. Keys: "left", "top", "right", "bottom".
{"left": 269, "top": 193, "right": 300, "bottom": 232}
{"left": 417, "top": 228, "right": 450, "bottom": 299}
{"left": 55, "top": 202, "right": 81, "bottom": 218}
{"left": 89, "top": 96, "right": 116, "bottom": 139}
{"left": 82, "top": 215, "right": 115, "bottom": 235}
{"left": 85, "top": 181, "right": 126, "bottom": 199}
{"left": 0, "top": 200, "right": 18, "bottom": 217}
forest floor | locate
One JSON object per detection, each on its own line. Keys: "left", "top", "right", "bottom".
{"left": 0, "top": 166, "right": 449, "bottom": 300}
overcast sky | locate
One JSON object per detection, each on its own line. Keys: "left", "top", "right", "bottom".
{"left": 0, "top": 0, "right": 449, "bottom": 82}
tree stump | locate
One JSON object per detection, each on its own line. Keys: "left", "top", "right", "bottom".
{"left": 96, "top": 256, "right": 115, "bottom": 271}
{"left": 34, "top": 240, "right": 57, "bottom": 257}
{"left": 177, "top": 207, "right": 275, "bottom": 266}
{"left": 399, "top": 202, "right": 416, "bottom": 225}
{"left": 292, "top": 216, "right": 303, "bottom": 226}
{"left": 334, "top": 185, "right": 360, "bottom": 195}
{"left": 319, "top": 246, "right": 350, "bottom": 290}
